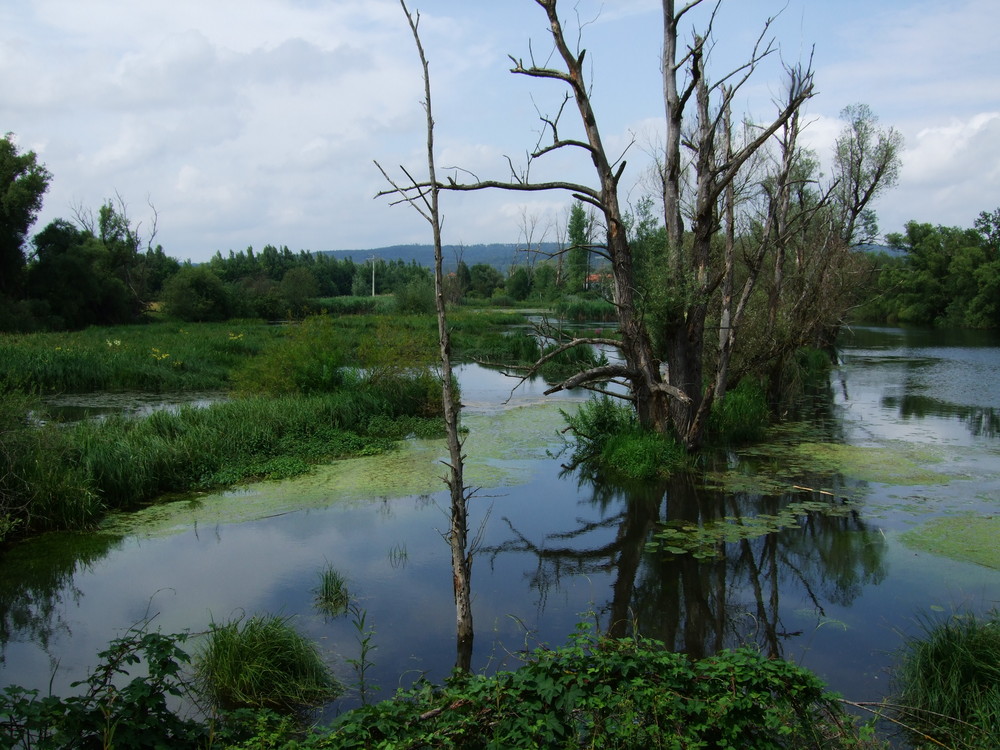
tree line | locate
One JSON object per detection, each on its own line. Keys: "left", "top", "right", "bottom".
{"left": 857, "top": 208, "right": 1000, "bottom": 328}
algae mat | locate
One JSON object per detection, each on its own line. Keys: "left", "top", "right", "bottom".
{"left": 901, "top": 515, "right": 1000, "bottom": 569}
{"left": 100, "top": 402, "right": 570, "bottom": 538}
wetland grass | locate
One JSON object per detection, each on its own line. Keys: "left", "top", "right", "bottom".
{"left": 0, "top": 320, "right": 276, "bottom": 393}
{"left": 196, "top": 613, "right": 340, "bottom": 712}
{"left": 314, "top": 564, "right": 350, "bottom": 617}
{"left": 894, "top": 611, "right": 1000, "bottom": 748}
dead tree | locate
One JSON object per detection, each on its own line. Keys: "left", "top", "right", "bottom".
{"left": 383, "top": 0, "right": 814, "bottom": 450}
{"left": 375, "top": 0, "right": 474, "bottom": 672}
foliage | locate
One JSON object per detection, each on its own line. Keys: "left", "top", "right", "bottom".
{"left": 833, "top": 104, "right": 903, "bottom": 246}
{"left": 0, "top": 133, "right": 51, "bottom": 299}
{"left": 0, "top": 391, "right": 100, "bottom": 541}
{"left": 561, "top": 396, "right": 686, "bottom": 482}
{"left": 0, "top": 622, "right": 207, "bottom": 750}
{"left": 554, "top": 295, "right": 617, "bottom": 322}
{"left": 161, "top": 264, "right": 232, "bottom": 322}
{"left": 566, "top": 200, "right": 592, "bottom": 294}
{"left": 856, "top": 209, "right": 1000, "bottom": 329}
{"left": 319, "top": 628, "right": 880, "bottom": 749}
{"left": 0, "top": 388, "right": 442, "bottom": 538}
{"left": 893, "top": 610, "right": 1000, "bottom": 749}
{"left": 26, "top": 220, "right": 135, "bottom": 330}
{"left": 707, "top": 377, "right": 771, "bottom": 445}
{"left": 394, "top": 277, "right": 435, "bottom": 314}
{"left": 196, "top": 613, "right": 340, "bottom": 713}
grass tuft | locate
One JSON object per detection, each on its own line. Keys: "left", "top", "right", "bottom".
{"left": 893, "top": 610, "right": 1000, "bottom": 748}
{"left": 314, "top": 565, "right": 350, "bottom": 617}
{"left": 196, "top": 613, "right": 340, "bottom": 713}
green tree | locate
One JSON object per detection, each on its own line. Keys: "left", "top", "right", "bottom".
{"left": 506, "top": 265, "right": 532, "bottom": 300}
{"left": 161, "top": 265, "right": 231, "bottom": 322}
{"left": 0, "top": 134, "right": 51, "bottom": 297}
{"left": 278, "top": 265, "right": 319, "bottom": 316}
{"left": 26, "top": 220, "right": 132, "bottom": 328}
{"left": 469, "top": 263, "right": 504, "bottom": 298}
{"left": 566, "top": 201, "right": 590, "bottom": 293}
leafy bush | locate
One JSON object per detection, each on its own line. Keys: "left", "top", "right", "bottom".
{"left": 195, "top": 614, "right": 340, "bottom": 713}
{"left": 893, "top": 610, "right": 1000, "bottom": 748}
{"left": 0, "top": 624, "right": 206, "bottom": 749}
{"left": 321, "top": 629, "right": 879, "bottom": 749}
{"left": 161, "top": 265, "right": 231, "bottom": 322}
{"left": 394, "top": 278, "right": 435, "bottom": 314}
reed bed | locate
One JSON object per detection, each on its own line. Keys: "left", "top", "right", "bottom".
{"left": 314, "top": 565, "right": 350, "bottom": 617}
{"left": 2, "top": 380, "right": 446, "bottom": 540}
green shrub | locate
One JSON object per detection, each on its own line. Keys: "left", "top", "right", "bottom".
{"left": 0, "top": 624, "right": 206, "bottom": 749}
{"left": 394, "top": 279, "right": 435, "bottom": 314}
{"left": 893, "top": 611, "right": 1000, "bottom": 748}
{"left": 321, "top": 629, "right": 881, "bottom": 749}
{"left": 196, "top": 614, "right": 340, "bottom": 713}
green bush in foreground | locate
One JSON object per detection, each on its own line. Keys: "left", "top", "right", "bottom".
{"left": 0, "top": 624, "right": 206, "bottom": 750}
{"left": 196, "top": 614, "right": 341, "bottom": 713}
{"left": 318, "top": 630, "right": 881, "bottom": 749}
{"left": 894, "top": 610, "right": 1000, "bottom": 748}
{"left": 0, "top": 625, "right": 887, "bottom": 750}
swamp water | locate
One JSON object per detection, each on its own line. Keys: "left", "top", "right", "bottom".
{"left": 1, "top": 326, "right": 999, "bottom": 723}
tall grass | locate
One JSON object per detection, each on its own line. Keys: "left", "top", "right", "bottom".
{"left": 196, "top": 613, "right": 340, "bottom": 712}
{"left": 707, "top": 377, "right": 771, "bottom": 444}
{"left": 0, "top": 321, "right": 277, "bottom": 394}
{"left": 314, "top": 565, "right": 350, "bottom": 617}
{"left": 894, "top": 611, "right": 1000, "bottom": 748}
{"left": 554, "top": 296, "right": 617, "bottom": 322}
{"left": 2, "top": 381, "right": 446, "bottom": 538}
{"left": 562, "top": 396, "right": 686, "bottom": 481}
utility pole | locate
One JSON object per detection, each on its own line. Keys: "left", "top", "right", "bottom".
{"left": 368, "top": 255, "right": 376, "bottom": 296}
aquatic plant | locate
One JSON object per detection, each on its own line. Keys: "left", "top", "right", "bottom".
{"left": 195, "top": 613, "right": 340, "bottom": 713}
{"left": 554, "top": 295, "right": 618, "bottom": 322}
{"left": 892, "top": 610, "right": 1000, "bottom": 748}
{"left": 0, "top": 320, "right": 276, "bottom": 394}
{"left": 707, "top": 376, "right": 771, "bottom": 444}
{"left": 314, "top": 564, "right": 350, "bottom": 617}
{"left": 561, "top": 395, "right": 687, "bottom": 481}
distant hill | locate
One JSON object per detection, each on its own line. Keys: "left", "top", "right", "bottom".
{"left": 319, "top": 243, "right": 561, "bottom": 271}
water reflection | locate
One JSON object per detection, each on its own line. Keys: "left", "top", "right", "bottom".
{"left": 0, "top": 531, "right": 123, "bottom": 664}
{"left": 882, "top": 393, "right": 1000, "bottom": 438}
{"left": 486, "top": 469, "right": 887, "bottom": 663}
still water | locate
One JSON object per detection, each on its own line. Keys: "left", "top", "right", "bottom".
{"left": 1, "top": 326, "right": 998, "bottom": 722}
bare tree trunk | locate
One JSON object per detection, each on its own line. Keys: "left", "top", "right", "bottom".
{"left": 394, "top": 0, "right": 473, "bottom": 672}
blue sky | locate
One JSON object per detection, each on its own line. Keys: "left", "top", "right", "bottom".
{"left": 3, "top": 0, "right": 998, "bottom": 262}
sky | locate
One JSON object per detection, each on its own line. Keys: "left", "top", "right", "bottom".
{"left": 3, "top": 0, "right": 998, "bottom": 263}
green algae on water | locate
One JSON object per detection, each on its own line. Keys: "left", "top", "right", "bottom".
{"left": 900, "top": 515, "right": 1000, "bottom": 569}
{"left": 101, "top": 402, "right": 571, "bottom": 539}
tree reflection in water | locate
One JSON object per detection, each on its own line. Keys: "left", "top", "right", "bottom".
{"left": 484, "top": 467, "right": 887, "bottom": 662}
